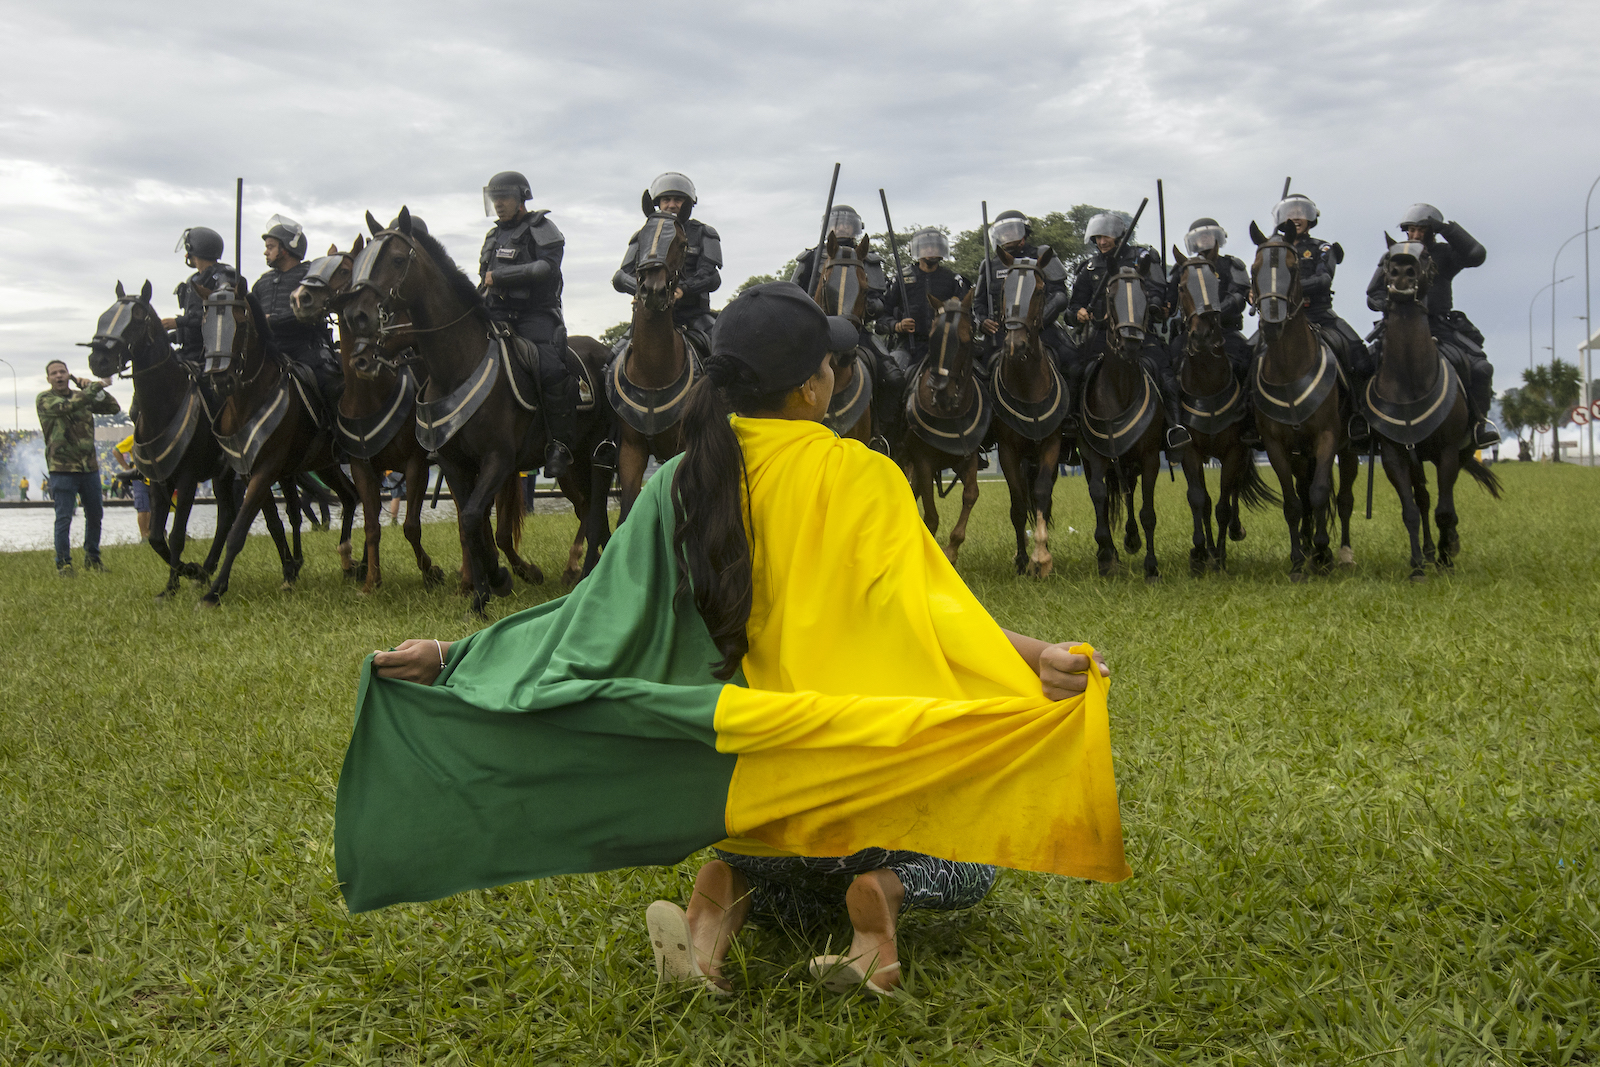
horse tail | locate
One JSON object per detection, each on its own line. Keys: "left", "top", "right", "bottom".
{"left": 500, "top": 474, "right": 526, "bottom": 552}
{"left": 1236, "top": 457, "right": 1282, "bottom": 511}
{"left": 1104, "top": 462, "right": 1126, "bottom": 531}
{"left": 1460, "top": 451, "right": 1503, "bottom": 499}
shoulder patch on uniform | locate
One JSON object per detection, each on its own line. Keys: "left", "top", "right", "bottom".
{"left": 1302, "top": 250, "right": 1313, "bottom": 258}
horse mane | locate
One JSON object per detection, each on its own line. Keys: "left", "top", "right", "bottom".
{"left": 410, "top": 229, "right": 483, "bottom": 311}
{"left": 244, "top": 291, "right": 284, "bottom": 361}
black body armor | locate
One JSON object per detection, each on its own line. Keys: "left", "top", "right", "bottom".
{"left": 173, "top": 261, "right": 239, "bottom": 361}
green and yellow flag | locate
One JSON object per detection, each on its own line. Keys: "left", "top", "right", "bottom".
{"left": 335, "top": 418, "right": 1129, "bottom": 913}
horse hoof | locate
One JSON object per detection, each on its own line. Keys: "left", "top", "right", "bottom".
{"left": 1228, "top": 523, "right": 1246, "bottom": 542}
{"left": 491, "top": 566, "right": 514, "bottom": 597}
{"left": 424, "top": 566, "right": 445, "bottom": 588}
{"left": 1123, "top": 536, "right": 1141, "bottom": 553}
{"left": 1145, "top": 574, "right": 1162, "bottom": 585}
{"left": 280, "top": 581, "right": 296, "bottom": 592}
{"left": 195, "top": 597, "right": 219, "bottom": 611}
{"left": 1290, "top": 572, "right": 1306, "bottom": 584}
{"left": 1409, "top": 572, "right": 1427, "bottom": 583}
{"left": 561, "top": 568, "right": 581, "bottom": 588}
{"left": 1337, "top": 547, "right": 1355, "bottom": 567}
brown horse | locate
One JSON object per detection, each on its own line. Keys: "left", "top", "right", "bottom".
{"left": 1170, "top": 250, "right": 1279, "bottom": 574}
{"left": 1248, "top": 220, "right": 1358, "bottom": 580}
{"left": 291, "top": 238, "right": 443, "bottom": 595}
{"left": 1079, "top": 263, "right": 1170, "bottom": 581}
{"left": 1365, "top": 237, "right": 1502, "bottom": 579}
{"left": 85, "top": 282, "right": 240, "bottom": 597}
{"left": 608, "top": 211, "right": 693, "bottom": 522}
{"left": 994, "top": 249, "right": 1069, "bottom": 577}
{"left": 808, "top": 232, "right": 875, "bottom": 444}
{"left": 901, "top": 289, "right": 989, "bottom": 563}
{"left": 193, "top": 279, "right": 358, "bottom": 607}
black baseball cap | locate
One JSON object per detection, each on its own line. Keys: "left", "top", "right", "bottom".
{"left": 711, "top": 281, "right": 858, "bottom": 393}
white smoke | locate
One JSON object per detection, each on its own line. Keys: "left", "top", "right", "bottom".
{"left": 3, "top": 435, "right": 47, "bottom": 496}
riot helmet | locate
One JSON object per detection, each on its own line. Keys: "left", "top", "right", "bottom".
{"left": 1084, "top": 212, "right": 1129, "bottom": 244}
{"left": 1184, "top": 217, "right": 1227, "bottom": 255}
{"left": 176, "top": 226, "right": 225, "bottom": 264}
{"left": 483, "top": 170, "right": 532, "bottom": 216}
{"left": 261, "top": 214, "right": 308, "bottom": 260}
{"left": 828, "top": 205, "right": 865, "bottom": 240}
{"left": 908, "top": 227, "right": 949, "bottom": 262}
{"left": 1272, "top": 194, "right": 1319, "bottom": 229}
{"left": 990, "top": 210, "right": 1030, "bottom": 249}
{"left": 1398, "top": 203, "right": 1444, "bottom": 234}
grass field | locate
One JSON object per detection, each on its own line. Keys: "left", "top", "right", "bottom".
{"left": 1, "top": 461, "right": 1596, "bottom": 1065}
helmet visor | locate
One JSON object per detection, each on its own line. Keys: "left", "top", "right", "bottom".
{"left": 828, "top": 207, "right": 864, "bottom": 239}
{"left": 1184, "top": 224, "right": 1226, "bottom": 254}
{"left": 484, "top": 185, "right": 526, "bottom": 216}
{"left": 990, "top": 218, "right": 1027, "bottom": 247}
{"left": 908, "top": 230, "right": 949, "bottom": 260}
{"left": 1273, "top": 198, "right": 1318, "bottom": 226}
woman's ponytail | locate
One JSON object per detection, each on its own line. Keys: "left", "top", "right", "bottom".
{"left": 671, "top": 355, "right": 789, "bottom": 680}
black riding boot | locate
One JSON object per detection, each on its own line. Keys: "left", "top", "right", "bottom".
{"left": 541, "top": 370, "right": 577, "bottom": 479}
{"left": 1347, "top": 371, "right": 1372, "bottom": 445}
{"left": 1156, "top": 366, "right": 1191, "bottom": 450}
{"left": 1469, "top": 359, "right": 1501, "bottom": 448}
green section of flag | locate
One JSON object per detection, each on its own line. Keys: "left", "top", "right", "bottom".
{"left": 334, "top": 458, "right": 737, "bottom": 913}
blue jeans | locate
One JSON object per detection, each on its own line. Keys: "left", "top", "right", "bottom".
{"left": 51, "top": 471, "right": 104, "bottom": 566}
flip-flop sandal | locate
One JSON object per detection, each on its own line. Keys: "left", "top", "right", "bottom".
{"left": 808, "top": 954, "right": 901, "bottom": 997}
{"left": 645, "top": 900, "right": 731, "bottom": 996}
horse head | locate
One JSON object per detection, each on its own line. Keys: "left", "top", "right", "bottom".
{"left": 634, "top": 211, "right": 687, "bottom": 314}
{"left": 999, "top": 246, "right": 1052, "bottom": 364}
{"left": 925, "top": 288, "right": 976, "bottom": 416}
{"left": 1379, "top": 233, "right": 1435, "bottom": 305}
{"left": 817, "top": 233, "right": 871, "bottom": 371}
{"left": 1172, "top": 248, "right": 1224, "bottom": 355}
{"left": 1248, "top": 219, "right": 1303, "bottom": 341}
{"left": 291, "top": 236, "right": 362, "bottom": 324}
{"left": 84, "top": 279, "right": 162, "bottom": 379}
{"left": 194, "top": 278, "right": 264, "bottom": 396}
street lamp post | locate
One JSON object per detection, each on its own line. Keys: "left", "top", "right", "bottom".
{"left": 1529, "top": 278, "right": 1570, "bottom": 461}
{"left": 0, "top": 357, "right": 16, "bottom": 430}
{"left": 1585, "top": 173, "right": 1600, "bottom": 463}
{"left": 1550, "top": 227, "right": 1600, "bottom": 463}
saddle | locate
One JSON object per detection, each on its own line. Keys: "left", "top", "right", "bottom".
{"left": 1363, "top": 353, "right": 1463, "bottom": 447}
{"left": 285, "top": 360, "right": 329, "bottom": 431}
{"left": 1253, "top": 337, "right": 1346, "bottom": 429}
{"left": 1080, "top": 357, "right": 1160, "bottom": 459}
{"left": 492, "top": 325, "right": 597, "bottom": 414}
{"left": 991, "top": 359, "right": 1069, "bottom": 441}
{"left": 905, "top": 356, "right": 992, "bottom": 457}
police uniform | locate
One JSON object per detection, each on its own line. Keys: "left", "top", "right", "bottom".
{"left": 174, "top": 261, "right": 239, "bottom": 365}
{"left": 1169, "top": 252, "right": 1254, "bottom": 379}
{"left": 1364, "top": 215, "right": 1494, "bottom": 428}
{"left": 252, "top": 259, "right": 341, "bottom": 411}
{"left": 612, "top": 216, "right": 722, "bottom": 352}
{"left": 479, "top": 206, "right": 577, "bottom": 463}
{"left": 790, "top": 243, "right": 890, "bottom": 349}
{"left": 878, "top": 261, "right": 970, "bottom": 360}
{"left": 1288, "top": 232, "right": 1369, "bottom": 377}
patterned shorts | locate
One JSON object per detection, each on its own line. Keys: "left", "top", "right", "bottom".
{"left": 712, "top": 847, "right": 996, "bottom": 929}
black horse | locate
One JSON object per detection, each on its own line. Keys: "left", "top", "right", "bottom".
{"left": 193, "top": 279, "right": 358, "bottom": 607}
{"left": 1364, "top": 237, "right": 1502, "bottom": 579}
{"left": 1169, "top": 251, "right": 1278, "bottom": 574}
{"left": 85, "top": 281, "right": 238, "bottom": 598}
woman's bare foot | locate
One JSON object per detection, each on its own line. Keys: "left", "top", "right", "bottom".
{"left": 682, "top": 860, "right": 751, "bottom": 990}
{"left": 842, "top": 869, "right": 906, "bottom": 991}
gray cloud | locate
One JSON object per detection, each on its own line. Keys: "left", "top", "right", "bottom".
{"left": 2, "top": 0, "right": 1599, "bottom": 430}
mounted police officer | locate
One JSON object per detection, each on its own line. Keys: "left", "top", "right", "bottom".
{"left": 875, "top": 227, "right": 966, "bottom": 443}
{"left": 790, "top": 205, "right": 890, "bottom": 347}
{"left": 879, "top": 227, "right": 970, "bottom": 360}
{"left": 973, "top": 211, "right": 1079, "bottom": 419}
{"left": 1364, "top": 204, "right": 1499, "bottom": 448}
{"left": 162, "top": 226, "right": 238, "bottom": 371}
{"left": 479, "top": 169, "right": 575, "bottom": 478}
{"left": 1269, "top": 194, "right": 1372, "bottom": 441}
{"left": 252, "top": 215, "right": 341, "bottom": 420}
{"left": 1068, "top": 212, "right": 1190, "bottom": 450}
{"left": 611, "top": 171, "right": 722, "bottom": 356}
{"left": 1173, "top": 217, "right": 1260, "bottom": 446}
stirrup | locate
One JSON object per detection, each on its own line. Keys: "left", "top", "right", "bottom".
{"left": 1348, "top": 414, "right": 1371, "bottom": 442}
{"left": 1165, "top": 425, "right": 1191, "bottom": 450}
{"left": 1472, "top": 419, "right": 1501, "bottom": 449}
{"left": 591, "top": 439, "right": 618, "bottom": 469}
{"left": 543, "top": 441, "right": 574, "bottom": 478}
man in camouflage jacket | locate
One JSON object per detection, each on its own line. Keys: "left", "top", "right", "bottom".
{"left": 37, "top": 360, "right": 120, "bottom": 573}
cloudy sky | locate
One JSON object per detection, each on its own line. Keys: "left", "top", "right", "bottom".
{"left": 3, "top": 0, "right": 1599, "bottom": 434}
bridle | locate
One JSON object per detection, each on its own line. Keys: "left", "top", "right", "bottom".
{"left": 634, "top": 213, "right": 684, "bottom": 314}
{"left": 1250, "top": 237, "right": 1300, "bottom": 326}
{"left": 1178, "top": 259, "right": 1223, "bottom": 356}
{"left": 347, "top": 230, "right": 478, "bottom": 369}
{"left": 819, "top": 247, "right": 866, "bottom": 328}
{"left": 81, "top": 296, "right": 174, "bottom": 380}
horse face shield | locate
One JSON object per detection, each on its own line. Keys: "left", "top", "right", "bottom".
{"left": 1002, "top": 264, "right": 1038, "bottom": 332}
{"left": 291, "top": 254, "right": 346, "bottom": 321}
{"left": 636, "top": 213, "right": 683, "bottom": 311}
{"left": 1183, "top": 263, "right": 1220, "bottom": 317}
{"left": 1111, "top": 270, "right": 1146, "bottom": 342}
{"left": 86, "top": 300, "right": 138, "bottom": 375}
{"left": 822, "top": 252, "right": 864, "bottom": 324}
{"left": 200, "top": 291, "right": 246, "bottom": 381}
{"left": 1253, "top": 246, "right": 1295, "bottom": 326}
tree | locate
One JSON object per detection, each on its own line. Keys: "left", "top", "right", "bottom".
{"left": 599, "top": 321, "right": 630, "bottom": 348}
{"left": 1521, "top": 359, "right": 1582, "bottom": 461}
{"left": 1499, "top": 387, "right": 1532, "bottom": 442}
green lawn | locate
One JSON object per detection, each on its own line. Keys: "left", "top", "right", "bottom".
{"left": 1, "top": 461, "right": 1596, "bottom": 1065}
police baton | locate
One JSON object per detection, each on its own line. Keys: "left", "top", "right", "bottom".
{"left": 980, "top": 201, "right": 995, "bottom": 326}
{"left": 877, "top": 189, "right": 911, "bottom": 344}
{"left": 1089, "top": 197, "right": 1150, "bottom": 321}
{"left": 815, "top": 163, "right": 841, "bottom": 265}
{"left": 234, "top": 178, "right": 243, "bottom": 275}
{"left": 429, "top": 468, "right": 446, "bottom": 509}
